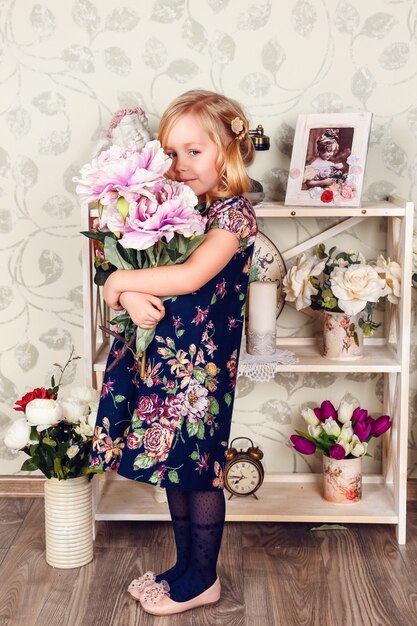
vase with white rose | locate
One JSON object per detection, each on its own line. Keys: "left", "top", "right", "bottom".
{"left": 3, "top": 350, "right": 102, "bottom": 568}
{"left": 283, "top": 245, "right": 401, "bottom": 359}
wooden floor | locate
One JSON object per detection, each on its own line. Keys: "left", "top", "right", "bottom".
{"left": 1, "top": 498, "right": 417, "bottom": 626}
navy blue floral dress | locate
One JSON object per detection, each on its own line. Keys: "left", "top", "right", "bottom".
{"left": 89, "top": 196, "right": 257, "bottom": 491}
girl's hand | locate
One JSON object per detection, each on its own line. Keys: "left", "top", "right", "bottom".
{"left": 119, "top": 291, "right": 165, "bottom": 329}
{"left": 103, "top": 271, "right": 124, "bottom": 310}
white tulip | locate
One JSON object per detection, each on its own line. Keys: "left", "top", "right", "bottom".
{"left": 4, "top": 418, "right": 31, "bottom": 450}
{"left": 308, "top": 424, "right": 323, "bottom": 438}
{"left": 350, "top": 435, "right": 368, "bottom": 457}
{"left": 338, "top": 425, "right": 354, "bottom": 442}
{"left": 322, "top": 417, "right": 341, "bottom": 437}
{"left": 25, "top": 399, "right": 62, "bottom": 426}
{"left": 337, "top": 401, "right": 355, "bottom": 424}
{"left": 60, "top": 399, "right": 89, "bottom": 423}
{"left": 336, "top": 439, "right": 352, "bottom": 456}
{"left": 67, "top": 444, "right": 80, "bottom": 459}
{"left": 301, "top": 407, "right": 320, "bottom": 427}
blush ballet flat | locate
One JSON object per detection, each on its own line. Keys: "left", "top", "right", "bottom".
{"left": 140, "top": 577, "right": 221, "bottom": 615}
{"left": 127, "top": 571, "right": 169, "bottom": 601}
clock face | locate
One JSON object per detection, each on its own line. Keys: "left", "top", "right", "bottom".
{"left": 225, "top": 459, "right": 262, "bottom": 496}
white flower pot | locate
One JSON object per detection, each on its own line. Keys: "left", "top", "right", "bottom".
{"left": 44, "top": 476, "right": 93, "bottom": 568}
{"left": 322, "top": 455, "right": 362, "bottom": 503}
{"left": 322, "top": 312, "right": 364, "bottom": 360}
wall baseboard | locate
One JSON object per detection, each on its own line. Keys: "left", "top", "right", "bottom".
{"left": 1, "top": 476, "right": 417, "bottom": 500}
{"left": 0, "top": 476, "right": 45, "bottom": 497}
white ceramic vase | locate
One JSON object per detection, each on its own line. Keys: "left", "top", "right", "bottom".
{"left": 322, "top": 312, "right": 364, "bottom": 360}
{"left": 322, "top": 455, "right": 362, "bottom": 504}
{"left": 44, "top": 476, "right": 93, "bottom": 568}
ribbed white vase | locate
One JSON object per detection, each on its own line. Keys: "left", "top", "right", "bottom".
{"left": 44, "top": 476, "right": 93, "bottom": 568}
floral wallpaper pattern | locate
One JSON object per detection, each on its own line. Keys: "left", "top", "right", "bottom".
{"left": 0, "top": 0, "right": 416, "bottom": 476}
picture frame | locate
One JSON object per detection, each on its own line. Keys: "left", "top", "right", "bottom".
{"left": 284, "top": 112, "right": 372, "bottom": 207}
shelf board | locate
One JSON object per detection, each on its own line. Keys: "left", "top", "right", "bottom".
{"left": 94, "top": 341, "right": 400, "bottom": 373}
{"left": 272, "top": 342, "right": 400, "bottom": 373}
{"left": 94, "top": 476, "right": 397, "bottom": 524}
{"left": 255, "top": 200, "right": 406, "bottom": 218}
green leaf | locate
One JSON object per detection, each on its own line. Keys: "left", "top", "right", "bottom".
{"left": 168, "top": 470, "right": 179, "bottom": 483}
{"left": 21, "top": 458, "right": 39, "bottom": 472}
{"left": 135, "top": 326, "right": 155, "bottom": 356}
{"left": 197, "top": 419, "right": 205, "bottom": 440}
{"left": 149, "top": 471, "right": 160, "bottom": 484}
{"left": 117, "top": 196, "right": 129, "bottom": 224}
{"left": 224, "top": 393, "right": 232, "bottom": 407}
{"left": 309, "top": 524, "right": 348, "bottom": 532}
{"left": 192, "top": 368, "right": 206, "bottom": 384}
{"left": 114, "top": 395, "right": 126, "bottom": 403}
{"left": 210, "top": 397, "right": 219, "bottom": 415}
{"left": 133, "top": 453, "right": 158, "bottom": 470}
{"left": 186, "top": 421, "right": 199, "bottom": 437}
{"left": 176, "top": 329, "right": 185, "bottom": 337}
{"left": 104, "top": 237, "right": 135, "bottom": 270}
{"left": 43, "top": 437, "right": 57, "bottom": 447}
{"left": 190, "top": 451, "right": 199, "bottom": 460}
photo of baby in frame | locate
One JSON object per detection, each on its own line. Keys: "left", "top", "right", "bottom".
{"left": 285, "top": 113, "right": 372, "bottom": 207}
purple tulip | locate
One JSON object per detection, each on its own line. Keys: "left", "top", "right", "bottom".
{"left": 314, "top": 407, "right": 322, "bottom": 421}
{"left": 371, "top": 415, "right": 392, "bottom": 437}
{"left": 353, "top": 419, "right": 372, "bottom": 442}
{"left": 352, "top": 407, "right": 368, "bottom": 424}
{"left": 329, "top": 444, "right": 346, "bottom": 460}
{"left": 319, "top": 400, "right": 337, "bottom": 422}
{"left": 290, "top": 434, "right": 316, "bottom": 455}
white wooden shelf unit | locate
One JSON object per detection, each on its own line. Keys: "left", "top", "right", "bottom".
{"left": 82, "top": 196, "right": 414, "bottom": 544}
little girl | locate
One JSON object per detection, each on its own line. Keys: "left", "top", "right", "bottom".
{"left": 89, "top": 90, "right": 257, "bottom": 616}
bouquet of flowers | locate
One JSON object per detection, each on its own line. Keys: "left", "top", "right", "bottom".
{"left": 283, "top": 244, "right": 401, "bottom": 336}
{"left": 3, "top": 350, "right": 100, "bottom": 480}
{"left": 290, "top": 399, "right": 392, "bottom": 460}
{"left": 74, "top": 139, "right": 206, "bottom": 372}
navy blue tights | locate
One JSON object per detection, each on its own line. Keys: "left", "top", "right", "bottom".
{"left": 155, "top": 488, "right": 226, "bottom": 602}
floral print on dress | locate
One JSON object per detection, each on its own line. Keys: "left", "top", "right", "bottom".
{"left": 89, "top": 195, "right": 257, "bottom": 491}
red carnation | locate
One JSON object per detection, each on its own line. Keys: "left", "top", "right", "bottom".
{"left": 321, "top": 189, "right": 334, "bottom": 203}
{"left": 14, "top": 387, "right": 55, "bottom": 412}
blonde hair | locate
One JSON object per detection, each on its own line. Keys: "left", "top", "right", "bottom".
{"left": 158, "top": 90, "right": 255, "bottom": 201}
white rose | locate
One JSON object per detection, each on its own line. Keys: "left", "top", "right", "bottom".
{"left": 60, "top": 399, "right": 89, "bottom": 423}
{"left": 308, "top": 424, "right": 323, "bottom": 438}
{"left": 25, "top": 398, "right": 62, "bottom": 426}
{"left": 330, "top": 264, "right": 386, "bottom": 315}
{"left": 75, "top": 419, "right": 94, "bottom": 439}
{"left": 4, "top": 418, "right": 31, "bottom": 450}
{"left": 350, "top": 435, "right": 368, "bottom": 457}
{"left": 322, "top": 417, "right": 341, "bottom": 437}
{"left": 283, "top": 254, "right": 326, "bottom": 310}
{"left": 375, "top": 255, "right": 401, "bottom": 304}
{"left": 69, "top": 386, "right": 99, "bottom": 404}
{"left": 67, "top": 444, "right": 80, "bottom": 459}
{"left": 337, "top": 400, "right": 355, "bottom": 424}
{"left": 301, "top": 407, "right": 320, "bottom": 427}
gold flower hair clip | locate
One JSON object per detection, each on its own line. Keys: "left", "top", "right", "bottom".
{"left": 231, "top": 116, "right": 244, "bottom": 136}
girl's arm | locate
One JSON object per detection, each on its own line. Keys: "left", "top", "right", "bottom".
{"left": 103, "top": 228, "right": 239, "bottom": 309}
{"left": 119, "top": 292, "right": 165, "bottom": 329}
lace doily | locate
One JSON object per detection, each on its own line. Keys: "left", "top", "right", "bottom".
{"left": 238, "top": 348, "right": 299, "bottom": 382}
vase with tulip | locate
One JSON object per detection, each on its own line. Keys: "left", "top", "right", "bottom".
{"left": 290, "top": 399, "right": 392, "bottom": 503}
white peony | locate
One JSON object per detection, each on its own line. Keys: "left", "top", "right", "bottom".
{"left": 330, "top": 264, "right": 385, "bottom": 315}
{"left": 283, "top": 254, "right": 326, "bottom": 310}
{"left": 67, "top": 444, "right": 80, "bottom": 459}
{"left": 337, "top": 400, "right": 355, "bottom": 424}
{"left": 68, "top": 386, "right": 99, "bottom": 404}
{"left": 4, "top": 418, "right": 31, "bottom": 450}
{"left": 60, "top": 399, "right": 89, "bottom": 423}
{"left": 25, "top": 398, "right": 62, "bottom": 426}
{"left": 375, "top": 255, "right": 401, "bottom": 304}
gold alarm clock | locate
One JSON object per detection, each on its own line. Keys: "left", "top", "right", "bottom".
{"left": 224, "top": 437, "right": 264, "bottom": 499}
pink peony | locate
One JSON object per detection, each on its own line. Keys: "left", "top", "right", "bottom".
{"left": 341, "top": 185, "right": 353, "bottom": 199}
{"left": 120, "top": 179, "right": 204, "bottom": 250}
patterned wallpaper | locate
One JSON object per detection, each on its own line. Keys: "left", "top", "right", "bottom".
{"left": 0, "top": 0, "right": 416, "bottom": 476}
